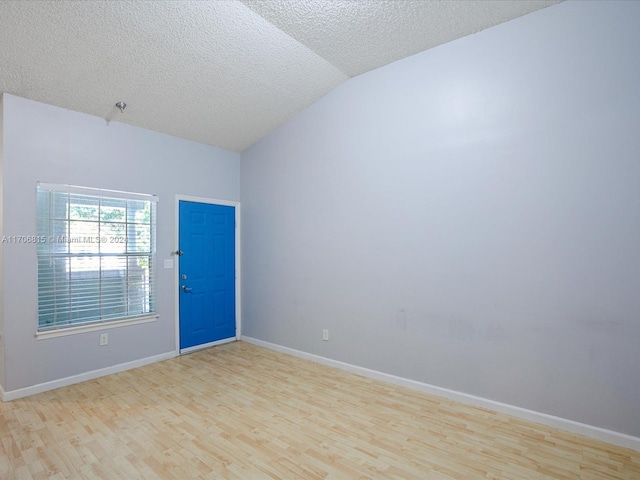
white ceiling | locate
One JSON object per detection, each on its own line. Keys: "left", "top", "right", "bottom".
{"left": 0, "top": 0, "right": 559, "bottom": 153}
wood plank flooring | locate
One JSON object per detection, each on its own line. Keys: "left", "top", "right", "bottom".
{"left": 1, "top": 341, "right": 639, "bottom": 479}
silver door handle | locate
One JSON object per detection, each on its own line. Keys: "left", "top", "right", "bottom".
{"left": 181, "top": 285, "right": 192, "bottom": 292}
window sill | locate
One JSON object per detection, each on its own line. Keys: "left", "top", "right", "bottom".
{"left": 35, "top": 314, "right": 159, "bottom": 340}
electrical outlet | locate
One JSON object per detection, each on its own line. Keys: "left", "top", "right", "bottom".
{"left": 322, "top": 329, "right": 329, "bottom": 341}
{"left": 99, "top": 333, "right": 108, "bottom": 346}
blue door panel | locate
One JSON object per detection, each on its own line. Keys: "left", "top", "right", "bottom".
{"left": 179, "top": 201, "right": 235, "bottom": 349}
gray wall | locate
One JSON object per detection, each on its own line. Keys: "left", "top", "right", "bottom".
{"left": 1, "top": 94, "right": 239, "bottom": 392}
{"left": 241, "top": 1, "right": 640, "bottom": 437}
{"left": 0, "top": 94, "right": 5, "bottom": 390}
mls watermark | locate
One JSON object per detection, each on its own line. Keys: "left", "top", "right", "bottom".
{"left": 2, "top": 235, "right": 125, "bottom": 244}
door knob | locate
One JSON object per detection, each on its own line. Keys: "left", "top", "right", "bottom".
{"left": 181, "top": 285, "right": 192, "bottom": 292}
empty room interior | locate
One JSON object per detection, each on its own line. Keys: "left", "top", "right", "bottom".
{"left": 1, "top": 0, "right": 639, "bottom": 478}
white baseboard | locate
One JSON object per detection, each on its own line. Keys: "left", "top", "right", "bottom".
{"left": 241, "top": 335, "right": 640, "bottom": 452}
{"left": 1, "top": 351, "right": 177, "bottom": 402}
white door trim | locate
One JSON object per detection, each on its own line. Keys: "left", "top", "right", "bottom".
{"left": 174, "top": 195, "right": 241, "bottom": 354}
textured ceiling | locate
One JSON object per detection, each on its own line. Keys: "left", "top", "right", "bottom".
{"left": 0, "top": 0, "right": 559, "bottom": 152}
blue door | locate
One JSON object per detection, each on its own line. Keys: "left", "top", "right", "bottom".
{"left": 179, "top": 201, "right": 236, "bottom": 350}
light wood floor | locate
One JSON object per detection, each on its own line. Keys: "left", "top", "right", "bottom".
{"left": 1, "top": 341, "right": 638, "bottom": 479}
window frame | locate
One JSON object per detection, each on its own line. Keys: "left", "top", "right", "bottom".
{"left": 36, "top": 182, "right": 159, "bottom": 338}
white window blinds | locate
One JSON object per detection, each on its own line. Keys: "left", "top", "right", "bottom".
{"left": 36, "top": 183, "right": 158, "bottom": 331}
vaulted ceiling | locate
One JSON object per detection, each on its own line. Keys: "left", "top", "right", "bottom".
{"left": 0, "top": 1, "right": 559, "bottom": 152}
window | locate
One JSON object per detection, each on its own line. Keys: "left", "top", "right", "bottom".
{"left": 37, "top": 183, "right": 158, "bottom": 332}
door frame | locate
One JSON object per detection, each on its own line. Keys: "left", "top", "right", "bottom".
{"left": 174, "top": 194, "right": 241, "bottom": 354}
